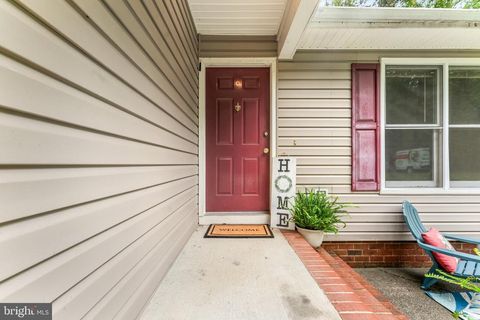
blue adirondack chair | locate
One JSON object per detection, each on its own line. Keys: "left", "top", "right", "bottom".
{"left": 402, "top": 200, "right": 480, "bottom": 289}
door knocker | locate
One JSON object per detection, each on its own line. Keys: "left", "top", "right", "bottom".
{"left": 234, "top": 102, "right": 241, "bottom": 112}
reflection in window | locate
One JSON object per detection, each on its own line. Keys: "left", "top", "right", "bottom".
{"left": 384, "top": 66, "right": 442, "bottom": 188}
{"left": 449, "top": 67, "right": 480, "bottom": 187}
{"left": 450, "top": 129, "right": 480, "bottom": 184}
{"left": 386, "top": 68, "right": 439, "bottom": 125}
{"left": 385, "top": 129, "right": 441, "bottom": 188}
{"left": 449, "top": 67, "right": 480, "bottom": 125}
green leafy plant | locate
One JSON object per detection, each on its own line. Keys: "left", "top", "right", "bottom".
{"left": 289, "top": 189, "right": 349, "bottom": 233}
{"left": 425, "top": 269, "right": 480, "bottom": 319}
{"left": 426, "top": 269, "right": 480, "bottom": 293}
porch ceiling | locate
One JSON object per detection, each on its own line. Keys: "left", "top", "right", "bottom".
{"left": 297, "top": 7, "right": 480, "bottom": 50}
{"left": 187, "top": 0, "right": 288, "bottom": 35}
{"left": 187, "top": 0, "right": 480, "bottom": 56}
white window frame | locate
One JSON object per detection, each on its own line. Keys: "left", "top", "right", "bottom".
{"left": 380, "top": 58, "right": 480, "bottom": 194}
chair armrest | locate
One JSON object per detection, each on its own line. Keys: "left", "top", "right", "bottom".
{"left": 418, "top": 241, "right": 480, "bottom": 263}
{"left": 444, "top": 234, "right": 480, "bottom": 246}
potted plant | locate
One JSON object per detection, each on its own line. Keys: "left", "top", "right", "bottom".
{"left": 289, "top": 189, "right": 349, "bottom": 248}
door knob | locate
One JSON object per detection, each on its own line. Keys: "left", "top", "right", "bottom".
{"left": 263, "top": 147, "right": 270, "bottom": 154}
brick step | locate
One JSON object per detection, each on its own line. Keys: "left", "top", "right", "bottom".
{"left": 282, "top": 231, "right": 409, "bottom": 320}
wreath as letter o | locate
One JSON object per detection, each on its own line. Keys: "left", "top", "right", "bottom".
{"left": 275, "top": 175, "right": 292, "bottom": 193}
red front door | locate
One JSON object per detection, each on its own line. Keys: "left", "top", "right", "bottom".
{"left": 206, "top": 68, "right": 270, "bottom": 212}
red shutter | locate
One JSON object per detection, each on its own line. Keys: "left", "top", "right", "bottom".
{"left": 351, "top": 64, "right": 380, "bottom": 191}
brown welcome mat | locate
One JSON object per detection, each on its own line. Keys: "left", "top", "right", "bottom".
{"left": 204, "top": 224, "right": 274, "bottom": 238}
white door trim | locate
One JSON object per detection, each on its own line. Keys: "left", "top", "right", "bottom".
{"left": 198, "top": 57, "right": 277, "bottom": 224}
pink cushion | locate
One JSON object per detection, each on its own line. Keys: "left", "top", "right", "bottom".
{"left": 422, "top": 227, "right": 459, "bottom": 273}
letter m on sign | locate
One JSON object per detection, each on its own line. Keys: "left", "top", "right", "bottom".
{"left": 277, "top": 196, "right": 289, "bottom": 209}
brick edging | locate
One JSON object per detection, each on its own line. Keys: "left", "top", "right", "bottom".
{"left": 282, "top": 230, "right": 409, "bottom": 320}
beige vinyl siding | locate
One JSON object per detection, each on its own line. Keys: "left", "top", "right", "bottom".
{"left": 0, "top": 1, "right": 198, "bottom": 319}
{"left": 278, "top": 50, "right": 480, "bottom": 241}
{"left": 199, "top": 35, "right": 277, "bottom": 57}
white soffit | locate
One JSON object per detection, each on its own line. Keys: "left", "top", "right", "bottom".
{"left": 298, "top": 7, "right": 480, "bottom": 50}
{"left": 187, "top": 0, "right": 288, "bottom": 35}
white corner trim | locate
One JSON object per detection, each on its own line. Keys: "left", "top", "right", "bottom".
{"left": 442, "top": 63, "right": 450, "bottom": 191}
{"left": 198, "top": 61, "right": 206, "bottom": 217}
{"left": 379, "top": 60, "right": 386, "bottom": 192}
{"left": 278, "top": 0, "right": 319, "bottom": 60}
{"left": 198, "top": 57, "right": 278, "bottom": 218}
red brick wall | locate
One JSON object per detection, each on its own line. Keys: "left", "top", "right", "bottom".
{"left": 321, "top": 241, "right": 476, "bottom": 268}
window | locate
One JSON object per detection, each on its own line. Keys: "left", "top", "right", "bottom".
{"left": 382, "top": 60, "right": 480, "bottom": 190}
{"left": 449, "top": 67, "right": 480, "bottom": 187}
{"left": 385, "top": 67, "right": 442, "bottom": 188}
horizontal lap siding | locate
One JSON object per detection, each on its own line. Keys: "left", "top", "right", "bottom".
{"left": 278, "top": 50, "right": 480, "bottom": 241}
{"left": 0, "top": 1, "right": 198, "bottom": 319}
{"left": 199, "top": 35, "right": 277, "bottom": 57}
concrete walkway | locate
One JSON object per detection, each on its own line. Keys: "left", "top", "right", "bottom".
{"left": 140, "top": 226, "right": 341, "bottom": 320}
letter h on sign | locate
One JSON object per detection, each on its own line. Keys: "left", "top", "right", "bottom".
{"left": 278, "top": 159, "right": 290, "bottom": 172}
{"left": 270, "top": 157, "right": 296, "bottom": 230}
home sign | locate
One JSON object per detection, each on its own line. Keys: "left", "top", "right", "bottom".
{"left": 270, "top": 157, "right": 296, "bottom": 230}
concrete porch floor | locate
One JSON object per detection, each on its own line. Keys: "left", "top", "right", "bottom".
{"left": 140, "top": 226, "right": 341, "bottom": 320}
{"left": 356, "top": 268, "right": 457, "bottom": 320}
